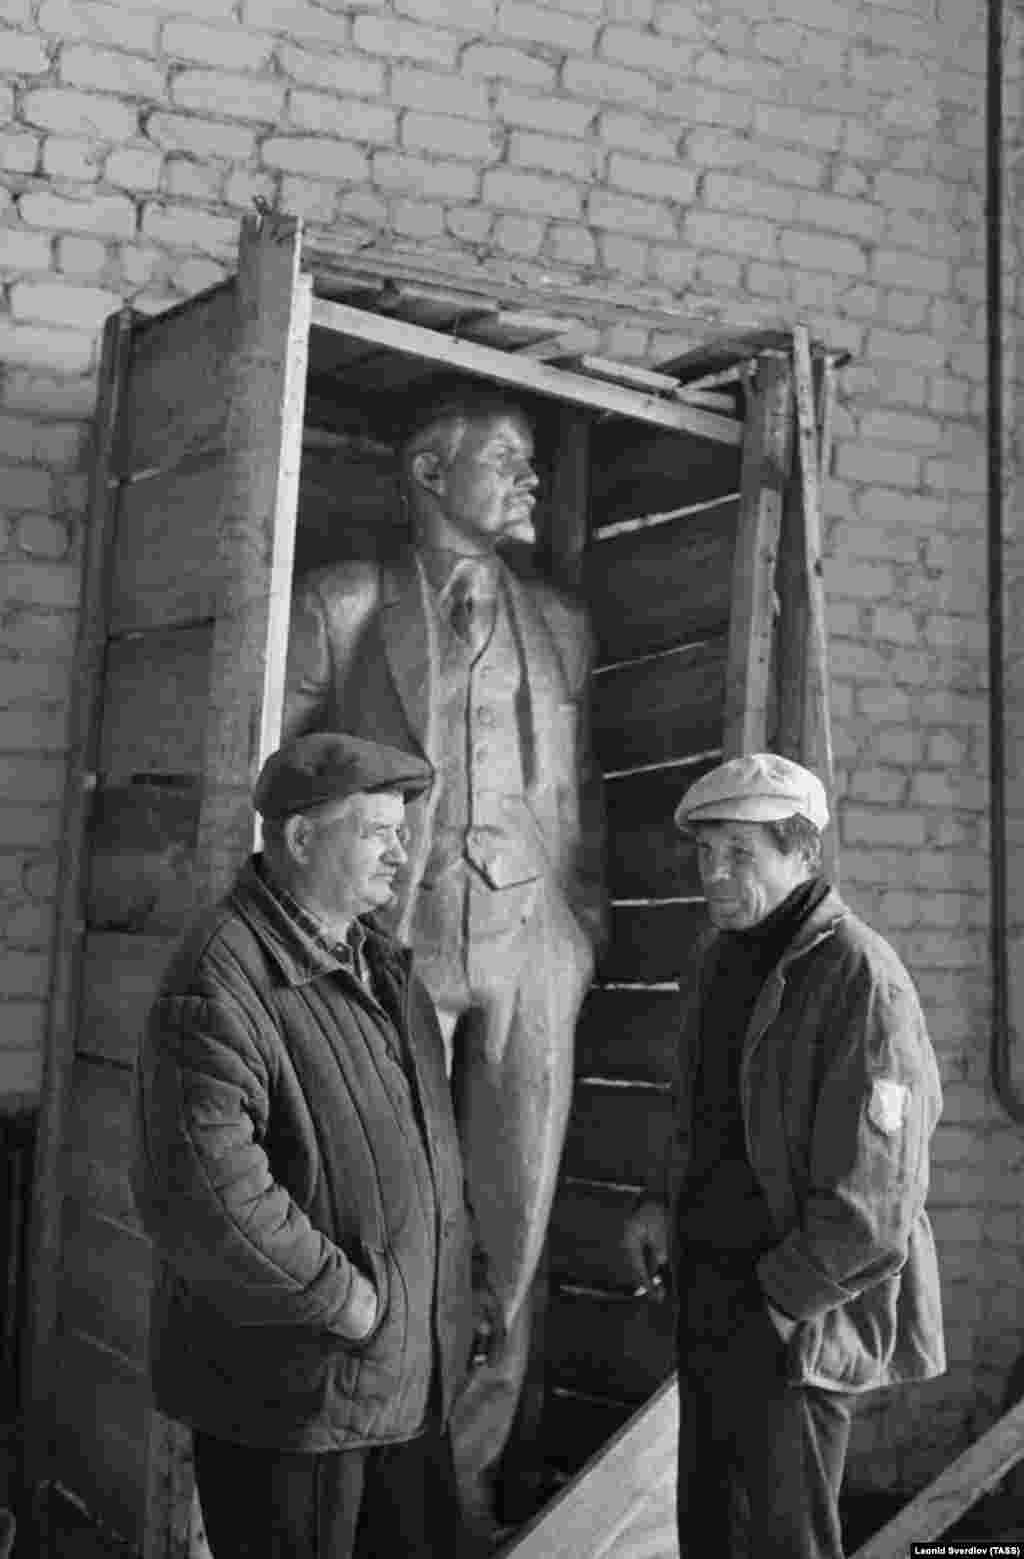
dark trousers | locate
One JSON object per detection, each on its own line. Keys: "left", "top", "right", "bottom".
{"left": 676, "top": 1266, "right": 853, "bottom": 1559}
{"left": 193, "top": 1422, "right": 462, "bottom": 1559}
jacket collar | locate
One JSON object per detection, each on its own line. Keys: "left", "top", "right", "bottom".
{"left": 772, "top": 886, "right": 848, "bottom": 970}
{"left": 702, "top": 886, "right": 848, "bottom": 985}
{"left": 228, "top": 857, "right": 412, "bottom": 991}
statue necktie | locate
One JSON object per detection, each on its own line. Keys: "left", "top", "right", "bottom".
{"left": 448, "top": 562, "right": 491, "bottom": 658}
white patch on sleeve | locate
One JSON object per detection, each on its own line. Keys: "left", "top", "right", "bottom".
{"left": 867, "top": 1078, "right": 908, "bottom": 1134}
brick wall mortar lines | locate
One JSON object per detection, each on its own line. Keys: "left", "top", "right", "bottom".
{"left": 0, "top": 0, "right": 1018, "bottom": 1491}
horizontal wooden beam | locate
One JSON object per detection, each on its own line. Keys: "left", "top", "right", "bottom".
{"left": 851, "top": 1398, "right": 1024, "bottom": 1559}
{"left": 310, "top": 297, "right": 742, "bottom": 445}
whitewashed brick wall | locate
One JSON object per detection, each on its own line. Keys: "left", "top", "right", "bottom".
{"left": 1, "top": 0, "right": 1021, "bottom": 1493}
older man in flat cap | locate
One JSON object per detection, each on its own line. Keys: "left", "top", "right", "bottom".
{"left": 624, "top": 753, "right": 945, "bottom": 1559}
{"left": 134, "top": 732, "right": 474, "bottom": 1559}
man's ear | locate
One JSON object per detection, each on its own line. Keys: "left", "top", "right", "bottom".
{"left": 283, "top": 813, "right": 313, "bottom": 867}
{"left": 410, "top": 449, "right": 446, "bottom": 497}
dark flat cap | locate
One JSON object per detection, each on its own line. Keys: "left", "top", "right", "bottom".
{"left": 254, "top": 732, "right": 433, "bottom": 819}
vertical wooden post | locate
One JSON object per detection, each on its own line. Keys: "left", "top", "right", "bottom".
{"left": 21, "top": 308, "right": 136, "bottom": 1532}
{"left": 142, "top": 212, "right": 311, "bottom": 1559}
{"left": 722, "top": 353, "right": 794, "bottom": 757}
{"left": 775, "top": 328, "right": 838, "bottom": 880}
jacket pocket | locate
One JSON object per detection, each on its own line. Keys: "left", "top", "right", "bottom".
{"left": 789, "top": 1276, "right": 900, "bottom": 1390}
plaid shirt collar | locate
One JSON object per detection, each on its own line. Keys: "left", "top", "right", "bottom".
{"left": 256, "top": 858, "right": 370, "bottom": 985}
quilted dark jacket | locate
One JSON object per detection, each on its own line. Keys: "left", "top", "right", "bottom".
{"left": 133, "top": 859, "right": 472, "bottom": 1451}
{"left": 666, "top": 890, "right": 946, "bottom": 1393}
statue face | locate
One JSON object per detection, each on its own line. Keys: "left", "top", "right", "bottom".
{"left": 435, "top": 413, "right": 538, "bottom": 547}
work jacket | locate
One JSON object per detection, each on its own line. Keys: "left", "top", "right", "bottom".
{"left": 133, "top": 859, "right": 472, "bottom": 1451}
{"left": 666, "top": 889, "right": 946, "bottom": 1393}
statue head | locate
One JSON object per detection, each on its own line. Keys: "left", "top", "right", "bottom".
{"left": 402, "top": 390, "right": 538, "bottom": 554}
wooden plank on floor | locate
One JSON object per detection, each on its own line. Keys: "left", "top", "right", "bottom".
{"left": 501, "top": 1378, "right": 679, "bottom": 1559}
{"left": 592, "top": 637, "right": 727, "bottom": 774}
{"left": 851, "top": 1398, "right": 1024, "bottom": 1559}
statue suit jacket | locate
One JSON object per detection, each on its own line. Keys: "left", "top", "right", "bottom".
{"left": 282, "top": 547, "right": 607, "bottom": 952}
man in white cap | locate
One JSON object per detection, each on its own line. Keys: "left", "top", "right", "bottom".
{"left": 624, "top": 752, "right": 945, "bottom": 1559}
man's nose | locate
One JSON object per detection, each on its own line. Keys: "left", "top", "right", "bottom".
{"left": 703, "top": 855, "right": 731, "bottom": 883}
{"left": 514, "top": 461, "right": 538, "bottom": 489}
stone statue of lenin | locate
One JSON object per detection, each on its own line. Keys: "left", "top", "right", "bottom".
{"left": 282, "top": 389, "right": 607, "bottom": 1539}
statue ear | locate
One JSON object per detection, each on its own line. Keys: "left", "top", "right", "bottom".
{"left": 410, "top": 449, "right": 445, "bottom": 497}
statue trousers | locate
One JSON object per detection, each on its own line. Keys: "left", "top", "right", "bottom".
{"left": 407, "top": 859, "right": 594, "bottom": 1528}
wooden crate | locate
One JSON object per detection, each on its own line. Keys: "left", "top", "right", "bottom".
{"left": 23, "top": 216, "right": 838, "bottom": 1557}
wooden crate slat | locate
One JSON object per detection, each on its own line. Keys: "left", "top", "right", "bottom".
{"left": 547, "top": 1180, "right": 643, "bottom": 1291}
{"left": 588, "top": 425, "right": 740, "bottom": 533}
{"left": 599, "top": 901, "right": 706, "bottom": 985}
{"left": 544, "top": 1287, "right": 675, "bottom": 1404}
{"left": 604, "top": 765, "right": 707, "bottom": 901}
{"left": 575, "top": 989, "right": 680, "bottom": 1084}
{"left": 52, "top": 1329, "right": 150, "bottom": 1550}
{"left": 563, "top": 1087, "right": 675, "bottom": 1188}
{"left": 59, "top": 1200, "right": 152, "bottom": 1367}
{"left": 110, "top": 457, "right": 231, "bottom": 634}
{"left": 80, "top": 933, "right": 176, "bottom": 1066}
{"left": 592, "top": 636, "right": 727, "bottom": 774}
{"left": 116, "top": 282, "right": 239, "bottom": 476}
{"left": 587, "top": 499, "right": 738, "bottom": 663}
{"left": 87, "top": 780, "right": 201, "bottom": 934}
{"left": 310, "top": 297, "right": 743, "bottom": 445}
{"left": 99, "top": 624, "right": 213, "bottom": 783}
{"left": 63, "top": 1058, "right": 139, "bottom": 1230}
